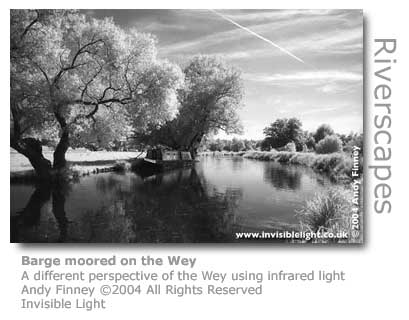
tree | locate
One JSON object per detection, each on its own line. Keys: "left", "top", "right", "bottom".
{"left": 313, "top": 124, "right": 334, "bottom": 143}
{"left": 223, "top": 140, "right": 232, "bottom": 151}
{"left": 342, "top": 132, "right": 363, "bottom": 153}
{"left": 208, "top": 139, "right": 225, "bottom": 152}
{"left": 262, "top": 118, "right": 303, "bottom": 149}
{"left": 315, "top": 135, "right": 342, "bottom": 154}
{"left": 231, "top": 138, "right": 245, "bottom": 152}
{"left": 258, "top": 138, "right": 270, "bottom": 151}
{"left": 137, "top": 55, "right": 244, "bottom": 157}
{"left": 243, "top": 139, "right": 256, "bottom": 151}
{"left": 70, "top": 108, "right": 133, "bottom": 150}
{"left": 10, "top": 10, "right": 183, "bottom": 179}
{"left": 305, "top": 133, "right": 316, "bottom": 150}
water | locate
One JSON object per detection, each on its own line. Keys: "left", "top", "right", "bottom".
{"left": 10, "top": 156, "right": 334, "bottom": 243}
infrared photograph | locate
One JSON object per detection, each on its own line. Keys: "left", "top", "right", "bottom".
{"left": 10, "top": 9, "right": 363, "bottom": 243}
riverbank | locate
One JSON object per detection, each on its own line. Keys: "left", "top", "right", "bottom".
{"left": 242, "top": 151, "right": 363, "bottom": 243}
{"left": 200, "top": 150, "right": 360, "bottom": 183}
{"left": 244, "top": 150, "right": 358, "bottom": 183}
{"left": 200, "top": 150, "right": 363, "bottom": 242}
{"left": 10, "top": 148, "right": 144, "bottom": 182}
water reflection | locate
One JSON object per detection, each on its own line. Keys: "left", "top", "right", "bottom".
{"left": 10, "top": 158, "right": 334, "bottom": 243}
{"left": 10, "top": 181, "right": 70, "bottom": 242}
{"left": 10, "top": 168, "right": 242, "bottom": 243}
{"left": 88, "top": 169, "right": 241, "bottom": 243}
{"left": 51, "top": 185, "right": 69, "bottom": 242}
{"left": 263, "top": 163, "right": 302, "bottom": 191}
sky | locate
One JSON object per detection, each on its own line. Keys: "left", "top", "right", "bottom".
{"left": 85, "top": 9, "right": 363, "bottom": 140}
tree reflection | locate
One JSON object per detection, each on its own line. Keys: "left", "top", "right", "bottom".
{"left": 78, "top": 168, "right": 242, "bottom": 243}
{"left": 10, "top": 182, "right": 51, "bottom": 242}
{"left": 263, "top": 163, "right": 302, "bottom": 190}
{"left": 231, "top": 157, "right": 244, "bottom": 172}
{"left": 51, "top": 183, "right": 69, "bottom": 242}
{"left": 11, "top": 167, "right": 244, "bottom": 243}
{"left": 10, "top": 181, "right": 70, "bottom": 243}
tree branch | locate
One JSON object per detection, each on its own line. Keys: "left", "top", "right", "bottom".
{"left": 53, "top": 38, "right": 105, "bottom": 85}
{"left": 20, "top": 10, "right": 40, "bottom": 41}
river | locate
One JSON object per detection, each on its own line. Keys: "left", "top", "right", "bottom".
{"left": 10, "top": 156, "right": 334, "bottom": 243}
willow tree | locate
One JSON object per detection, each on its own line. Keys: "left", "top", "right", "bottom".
{"left": 10, "top": 10, "right": 183, "bottom": 179}
{"left": 138, "top": 55, "right": 244, "bottom": 156}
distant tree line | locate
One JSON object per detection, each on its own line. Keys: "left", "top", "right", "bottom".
{"left": 200, "top": 137, "right": 258, "bottom": 152}
{"left": 260, "top": 118, "right": 363, "bottom": 154}
{"left": 201, "top": 118, "right": 363, "bottom": 155}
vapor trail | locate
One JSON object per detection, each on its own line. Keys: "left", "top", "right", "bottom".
{"left": 209, "top": 9, "right": 308, "bottom": 66}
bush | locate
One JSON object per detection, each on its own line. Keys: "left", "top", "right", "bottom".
{"left": 243, "top": 150, "right": 357, "bottom": 183}
{"left": 112, "top": 161, "right": 131, "bottom": 172}
{"left": 305, "top": 136, "right": 316, "bottom": 150}
{"left": 314, "top": 124, "right": 334, "bottom": 143}
{"left": 283, "top": 142, "right": 296, "bottom": 152}
{"left": 276, "top": 152, "right": 294, "bottom": 163}
{"left": 297, "top": 187, "right": 355, "bottom": 242}
{"left": 343, "top": 133, "right": 363, "bottom": 154}
{"left": 316, "top": 135, "right": 342, "bottom": 154}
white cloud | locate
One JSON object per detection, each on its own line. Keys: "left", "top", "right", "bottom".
{"left": 160, "top": 10, "right": 362, "bottom": 59}
{"left": 298, "top": 106, "right": 338, "bottom": 115}
{"left": 141, "top": 22, "right": 188, "bottom": 32}
{"left": 208, "top": 25, "right": 362, "bottom": 63}
{"left": 244, "top": 70, "right": 362, "bottom": 84}
{"left": 224, "top": 9, "right": 340, "bottom": 23}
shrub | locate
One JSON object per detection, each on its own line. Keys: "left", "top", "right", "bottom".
{"left": 314, "top": 124, "right": 334, "bottom": 143}
{"left": 276, "top": 152, "right": 294, "bottom": 163}
{"left": 343, "top": 133, "right": 364, "bottom": 154}
{"left": 113, "top": 161, "right": 131, "bottom": 172}
{"left": 289, "top": 153, "right": 316, "bottom": 166}
{"left": 283, "top": 142, "right": 296, "bottom": 152}
{"left": 243, "top": 150, "right": 279, "bottom": 161}
{"left": 297, "top": 187, "right": 355, "bottom": 242}
{"left": 305, "top": 136, "right": 316, "bottom": 150}
{"left": 316, "top": 135, "right": 342, "bottom": 154}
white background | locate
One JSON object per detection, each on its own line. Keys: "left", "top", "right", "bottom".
{"left": 1, "top": 1, "right": 408, "bottom": 319}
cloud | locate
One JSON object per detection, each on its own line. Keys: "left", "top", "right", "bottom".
{"left": 220, "top": 9, "right": 352, "bottom": 24}
{"left": 159, "top": 13, "right": 362, "bottom": 67}
{"left": 210, "top": 9, "right": 307, "bottom": 65}
{"left": 244, "top": 70, "right": 362, "bottom": 84}
{"left": 205, "top": 25, "right": 362, "bottom": 63}
{"left": 318, "top": 83, "right": 360, "bottom": 94}
{"left": 298, "top": 106, "right": 339, "bottom": 115}
{"left": 140, "top": 21, "right": 189, "bottom": 32}
{"left": 243, "top": 69, "right": 363, "bottom": 96}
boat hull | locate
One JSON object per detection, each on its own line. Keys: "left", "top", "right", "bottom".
{"left": 130, "top": 158, "right": 196, "bottom": 178}
{"left": 143, "top": 159, "right": 196, "bottom": 171}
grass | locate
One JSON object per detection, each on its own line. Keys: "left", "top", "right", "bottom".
{"left": 296, "top": 186, "right": 361, "bottom": 243}
{"left": 10, "top": 148, "right": 144, "bottom": 181}
{"left": 10, "top": 147, "right": 142, "bottom": 173}
{"left": 243, "top": 150, "right": 358, "bottom": 183}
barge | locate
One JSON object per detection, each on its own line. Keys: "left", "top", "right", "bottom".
{"left": 137, "top": 149, "right": 196, "bottom": 174}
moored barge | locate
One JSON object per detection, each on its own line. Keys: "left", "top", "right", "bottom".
{"left": 142, "top": 148, "right": 195, "bottom": 172}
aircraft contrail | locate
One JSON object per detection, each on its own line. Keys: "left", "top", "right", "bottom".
{"left": 209, "top": 9, "right": 309, "bottom": 66}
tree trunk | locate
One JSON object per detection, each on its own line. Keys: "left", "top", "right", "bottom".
{"left": 187, "top": 131, "right": 204, "bottom": 159}
{"left": 53, "top": 128, "right": 70, "bottom": 171}
{"left": 11, "top": 137, "right": 53, "bottom": 180}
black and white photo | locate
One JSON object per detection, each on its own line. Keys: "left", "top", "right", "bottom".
{"left": 10, "top": 9, "right": 363, "bottom": 243}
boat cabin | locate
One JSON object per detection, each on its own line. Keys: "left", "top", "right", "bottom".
{"left": 146, "top": 148, "right": 192, "bottom": 161}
